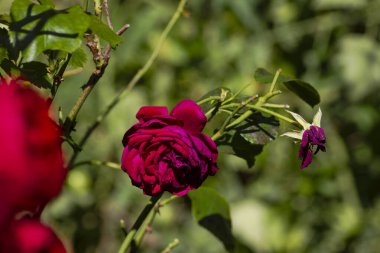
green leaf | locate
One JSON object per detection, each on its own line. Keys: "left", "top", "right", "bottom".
{"left": 20, "top": 61, "right": 52, "bottom": 89}
{"left": 254, "top": 68, "right": 320, "bottom": 107}
{"left": 283, "top": 80, "right": 320, "bottom": 107}
{"left": 9, "top": 0, "right": 91, "bottom": 62}
{"left": 216, "top": 131, "right": 264, "bottom": 168}
{"left": 231, "top": 133, "right": 264, "bottom": 167}
{"left": 0, "top": 47, "right": 7, "bottom": 62}
{"left": 69, "top": 47, "right": 87, "bottom": 67}
{"left": 0, "top": 29, "right": 9, "bottom": 62}
{"left": 0, "top": 58, "right": 20, "bottom": 77}
{"left": 89, "top": 16, "right": 122, "bottom": 47}
{"left": 237, "top": 112, "right": 280, "bottom": 145}
{"left": 0, "top": 14, "right": 10, "bottom": 30}
{"left": 37, "top": 0, "right": 55, "bottom": 7}
{"left": 188, "top": 187, "right": 235, "bottom": 252}
{"left": 0, "top": 28, "right": 12, "bottom": 59}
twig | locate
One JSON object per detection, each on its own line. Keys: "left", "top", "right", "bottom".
{"left": 72, "top": 160, "right": 121, "bottom": 170}
{"left": 117, "top": 194, "right": 163, "bottom": 253}
{"left": 103, "top": 0, "right": 113, "bottom": 30}
{"left": 103, "top": 24, "right": 130, "bottom": 60}
{"left": 117, "top": 24, "right": 131, "bottom": 36}
{"left": 69, "top": 0, "right": 187, "bottom": 168}
{"left": 63, "top": 68, "right": 83, "bottom": 77}
{"left": 211, "top": 95, "right": 258, "bottom": 141}
{"left": 62, "top": 22, "right": 129, "bottom": 150}
{"left": 161, "top": 239, "right": 180, "bottom": 253}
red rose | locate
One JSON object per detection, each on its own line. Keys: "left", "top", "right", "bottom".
{"left": 121, "top": 99, "right": 218, "bottom": 196}
{"left": 0, "top": 80, "right": 65, "bottom": 217}
{"left": 0, "top": 219, "right": 67, "bottom": 253}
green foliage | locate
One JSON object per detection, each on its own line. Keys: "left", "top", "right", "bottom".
{"left": 283, "top": 80, "right": 320, "bottom": 108}
{"left": 219, "top": 132, "right": 264, "bottom": 168}
{"left": 237, "top": 113, "right": 280, "bottom": 145}
{"left": 254, "top": 68, "right": 320, "bottom": 107}
{"left": 0, "top": 0, "right": 378, "bottom": 253}
{"left": 88, "top": 15, "right": 122, "bottom": 48}
{"left": 189, "top": 187, "right": 234, "bottom": 252}
{"left": 9, "top": 0, "right": 90, "bottom": 61}
{"left": 69, "top": 47, "right": 87, "bottom": 68}
{"left": 21, "top": 61, "right": 51, "bottom": 88}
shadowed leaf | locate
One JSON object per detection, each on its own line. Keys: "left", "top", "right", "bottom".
{"left": 189, "top": 187, "right": 235, "bottom": 252}
{"left": 9, "top": 0, "right": 90, "bottom": 62}
{"left": 237, "top": 112, "right": 280, "bottom": 145}
{"left": 283, "top": 80, "right": 320, "bottom": 107}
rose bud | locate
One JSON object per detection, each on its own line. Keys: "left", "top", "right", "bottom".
{"left": 121, "top": 99, "right": 218, "bottom": 196}
{"left": 0, "top": 79, "right": 65, "bottom": 216}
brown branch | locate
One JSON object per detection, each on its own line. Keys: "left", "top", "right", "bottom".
{"left": 102, "top": 0, "right": 114, "bottom": 30}
{"left": 104, "top": 23, "right": 130, "bottom": 60}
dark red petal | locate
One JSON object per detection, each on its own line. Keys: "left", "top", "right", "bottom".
{"left": 170, "top": 99, "right": 207, "bottom": 134}
{"left": 298, "top": 131, "right": 309, "bottom": 159}
{"left": 300, "top": 149, "right": 313, "bottom": 169}
{"left": 136, "top": 106, "right": 168, "bottom": 122}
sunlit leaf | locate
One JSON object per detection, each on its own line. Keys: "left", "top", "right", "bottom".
{"left": 9, "top": 0, "right": 90, "bottom": 62}
{"left": 89, "top": 16, "right": 122, "bottom": 47}
{"left": 69, "top": 47, "right": 87, "bottom": 68}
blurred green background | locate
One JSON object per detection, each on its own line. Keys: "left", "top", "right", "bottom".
{"left": 2, "top": 0, "right": 380, "bottom": 252}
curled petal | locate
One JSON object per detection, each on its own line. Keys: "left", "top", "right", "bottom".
{"left": 300, "top": 149, "right": 313, "bottom": 169}
{"left": 281, "top": 131, "right": 303, "bottom": 140}
{"left": 300, "top": 131, "right": 309, "bottom": 150}
{"left": 312, "top": 107, "right": 322, "bottom": 127}
{"left": 286, "top": 110, "right": 311, "bottom": 130}
{"left": 170, "top": 99, "right": 207, "bottom": 134}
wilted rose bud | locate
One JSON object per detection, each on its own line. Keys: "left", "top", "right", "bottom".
{"left": 282, "top": 108, "right": 326, "bottom": 169}
{"left": 121, "top": 99, "right": 218, "bottom": 196}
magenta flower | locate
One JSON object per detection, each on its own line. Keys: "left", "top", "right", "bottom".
{"left": 282, "top": 108, "right": 326, "bottom": 169}
{"left": 121, "top": 99, "right": 218, "bottom": 196}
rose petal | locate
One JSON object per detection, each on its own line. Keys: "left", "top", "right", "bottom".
{"left": 170, "top": 99, "right": 207, "bottom": 134}
{"left": 136, "top": 106, "right": 168, "bottom": 122}
{"left": 300, "top": 149, "right": 313, "bottom": 169}
{"left": 298, "top": 130, "right": 309, "bottom": 159}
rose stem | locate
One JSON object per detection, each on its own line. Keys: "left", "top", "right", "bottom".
{"left": 118, "top": 194, "right": 162, "bottom": 253}
{"left": 161, "top": 238, "right": 180, "bottom": 253}
{"left": 72, "top": 160, "right": 121, "bottom": 170}
{"left": 68, "top": 0, "right": 188, "bottom": 169}
{"left": 211, "top": 69, "right": 297, "bottom": 141}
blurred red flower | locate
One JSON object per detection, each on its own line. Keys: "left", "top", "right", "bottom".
{"left": 0, "top": 79, "right": 65, "bottom": 218}
{"left": 1, "top": 219, "right": 66, "bottom": 253}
